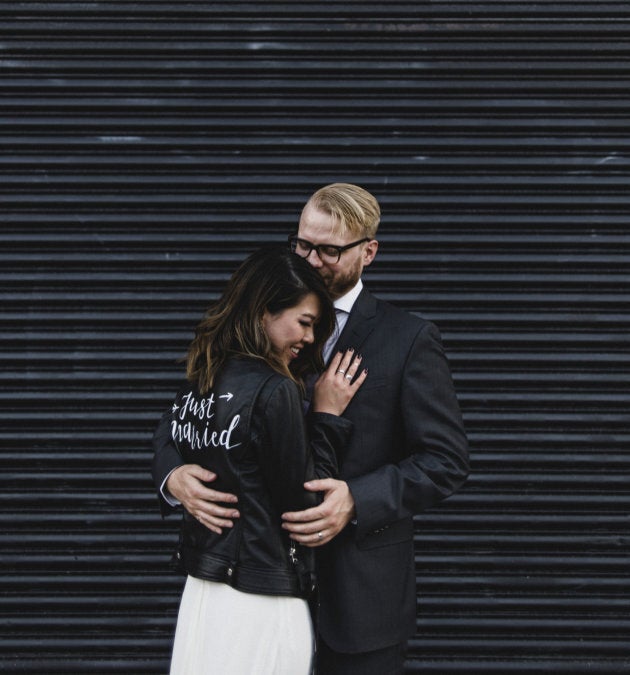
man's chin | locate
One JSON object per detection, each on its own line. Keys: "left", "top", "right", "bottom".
{"left": 326, "top": 278, "right": 356, "bottom": 300}
{"left": 318, "top": 273, "right": 336, "bottom": 293}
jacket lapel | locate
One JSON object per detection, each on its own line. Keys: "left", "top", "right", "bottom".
{"left": 326, "top": 287, "right": 378, "bottom": 366}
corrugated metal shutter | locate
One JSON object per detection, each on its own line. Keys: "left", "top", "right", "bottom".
{"left": 2, "top": 2, "right": 629, "bottom": 672}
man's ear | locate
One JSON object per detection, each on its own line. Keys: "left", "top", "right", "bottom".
{"left": 363, "top": 239, "right": 379, "bottom": 266}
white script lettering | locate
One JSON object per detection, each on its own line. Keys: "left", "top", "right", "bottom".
{"left": 178, "top": 391, "right": 216, "bottom": 421}
{"left": 171, "top": 414, "right": 242, "bottom": 452}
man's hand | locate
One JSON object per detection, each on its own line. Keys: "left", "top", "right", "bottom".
{"left": 166, "top": 464, "right": 239, "bottom": 535}
{"left": 281, "top": 478, "right": 355, "bottom": 547}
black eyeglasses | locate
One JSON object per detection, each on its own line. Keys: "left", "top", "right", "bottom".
{"left": 288, "top": 235, "right": 370, "bottom": 264}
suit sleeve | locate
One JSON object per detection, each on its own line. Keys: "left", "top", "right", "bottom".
{"left": 347, "top": 321, "right": 469, "bottom": 538}
{"left": 259, "top": 377, "right": 353, "bottom": 515}
{"left": 151, "top": 407, "right": 184, "bottom": 516}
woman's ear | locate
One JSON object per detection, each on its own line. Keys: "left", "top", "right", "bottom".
{"left": 260, "top": 310, "right": 270, "bottom": 334}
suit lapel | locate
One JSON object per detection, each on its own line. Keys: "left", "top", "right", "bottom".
{"left": 326, "top": 287, "right": 378, "bottom": 366}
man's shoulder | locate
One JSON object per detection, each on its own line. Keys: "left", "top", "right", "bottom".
{"left": 368, "top": 290, "right": 434, "bottom": 333}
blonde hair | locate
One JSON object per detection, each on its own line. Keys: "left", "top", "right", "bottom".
{"left": 304, "top": 183, "right": 381, "bottom": 238}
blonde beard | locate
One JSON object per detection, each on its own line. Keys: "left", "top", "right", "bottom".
{"left": 321, "top": 263, "right": 362, "bottom": 300}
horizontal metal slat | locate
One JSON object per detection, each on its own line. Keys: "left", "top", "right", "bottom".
{"left": 2, "top": 2, "right": 629, "bottom": 673}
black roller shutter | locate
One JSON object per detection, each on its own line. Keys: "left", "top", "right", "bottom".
{"left": 1, "top": 2, "right": 629, "bottom": 673}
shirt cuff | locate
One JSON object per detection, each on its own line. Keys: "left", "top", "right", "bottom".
{"left": 160, "top": 468, "right": 182, "bottom": 507}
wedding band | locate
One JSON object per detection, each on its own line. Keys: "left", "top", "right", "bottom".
{"left": 317, "top": 531, "right": 323, "bottom": 540}
{"left": 345, "top": 373, "right": 353, "bottom": 380}
{"left": 337, "top": 369, "right": 346, "bottom": 375}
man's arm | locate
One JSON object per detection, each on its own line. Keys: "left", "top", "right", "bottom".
{"left": 151, "top": 408, "right": 240, "bottom": 534}
{"left": 347, "top": 321, "right": 469, "bottom": 538}
{"left": 283, "top": 321, "right": 469, "bottom": 547}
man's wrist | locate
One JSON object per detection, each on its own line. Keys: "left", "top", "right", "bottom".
{"left": 161, "top": 467, "right": 182, "bottom": 506}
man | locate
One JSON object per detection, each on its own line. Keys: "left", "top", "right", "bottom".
{"left": 153, "top": 183, "right": 469, "bottom": 674}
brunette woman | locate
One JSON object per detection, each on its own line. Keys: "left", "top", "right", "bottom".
{"left": 152, "top": 247, "right": 366, "bottom": 674}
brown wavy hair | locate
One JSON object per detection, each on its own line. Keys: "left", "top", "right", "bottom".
{"left": 186, "top": 247, "right": 335, "bottom": 394}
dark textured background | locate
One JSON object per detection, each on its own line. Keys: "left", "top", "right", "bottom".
{"left": 1, "top": 2, "right": 629, "bottom": 672}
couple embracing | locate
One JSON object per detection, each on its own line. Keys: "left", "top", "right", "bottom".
{"left": 152, "top": 183, "right": 469, "bottom": 674}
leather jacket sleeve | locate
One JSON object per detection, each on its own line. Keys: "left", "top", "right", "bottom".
{"left": 258, "top": 377, "right": 353, "bottom": 516}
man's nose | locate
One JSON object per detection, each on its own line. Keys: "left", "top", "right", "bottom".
{"left": 305, "top": 248, "right": 323, "bottom": 267}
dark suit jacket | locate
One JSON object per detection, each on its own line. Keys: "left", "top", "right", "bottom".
{"left": 315, "top": 286, "right": 469, "bottom": 653}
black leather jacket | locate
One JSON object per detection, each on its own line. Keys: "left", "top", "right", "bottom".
{"left": 152, "top": 356, "right": 352, "bottom": 598}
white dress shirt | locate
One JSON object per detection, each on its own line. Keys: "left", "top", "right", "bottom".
{"left": 323, "top": 279, "right": 363, "bottom": 363}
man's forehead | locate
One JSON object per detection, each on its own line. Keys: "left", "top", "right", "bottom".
{"left": 298, "top": 207, "right": 349, "bottom": 243}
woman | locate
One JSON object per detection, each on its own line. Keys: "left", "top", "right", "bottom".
{"left": 152, "top": 247, "right": 366, "bottom": 674}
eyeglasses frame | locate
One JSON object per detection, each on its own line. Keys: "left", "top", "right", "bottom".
{"left": 288, "top": 234, "right": 371, "bottom": 263}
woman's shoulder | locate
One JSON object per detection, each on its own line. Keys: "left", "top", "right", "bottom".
{"left": 217, "top": 356, "right": 294, "bottom": 401}
{"left": 221, "top": 355, "right": 282, "bottom": 381}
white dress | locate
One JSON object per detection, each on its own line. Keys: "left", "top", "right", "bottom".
{"left": 169, "top": 575, "right": 314, "bottom": 675}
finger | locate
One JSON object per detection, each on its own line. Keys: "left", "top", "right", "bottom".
{"left": 198, "top": 487, "right": 239, "bottom": 505}
{"left": 183, "top": 465, "right": 217, "bottom": 485}
{"left": 203, "top": 502, "right": 240, "bottom": 520}
{"left": 205, "top": 514, "right": 235, "bottom": 529}
{"left": 326, "top": 350, "right": 343, "bottom": 373}
{"left": 196, "top": 507, "right": 237, "bottom": 532}
{"left": 303, "top": 478, "right": 335, "bottom": 492}
{"left": 350, "top": 367, "right": 368, "bottom": 388}
{"left": 282, "top": 517, "right": 327, "bottom": 535}
{"left": 196, "top": 512, "right": 222, "bottom": 535}
{"left": 343, "top": 354, "right": 363, "bottom": 382}
{"left": 314, "top": 530, "right": 327, "bottom": 544}
{"left": 289, "top": 531, "right": 328, "bottom": 548}
{"left": 336, "top": 348, "right": 355, "bottom": 375}
{"left": 281, "top": 504, "right": 323, "bottom": 522}
{"left": 192, "top": 467, "right": 217, "bottom": 482}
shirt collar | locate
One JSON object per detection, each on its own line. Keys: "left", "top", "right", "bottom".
{"left": 333, "top": 279, "right": 363, "bottom": 314}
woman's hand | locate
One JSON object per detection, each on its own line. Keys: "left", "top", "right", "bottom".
{"left": 312, "top": 349, "right": 367, "bottom": 416}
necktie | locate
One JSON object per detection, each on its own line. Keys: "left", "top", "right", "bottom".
{"left": 323, "top": 308, "right": 346, "bottom": 364}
